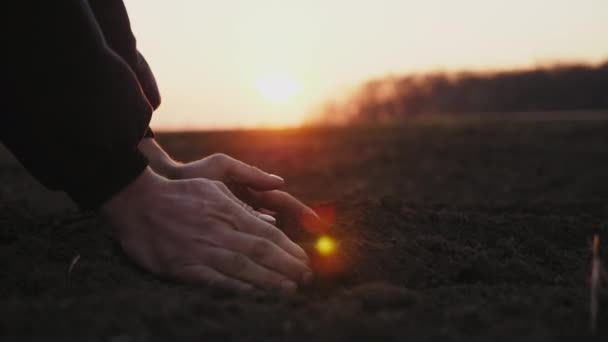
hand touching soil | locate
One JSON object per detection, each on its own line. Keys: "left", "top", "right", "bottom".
{"left": 101, "top": 167, "right": 313, "bottom": 294}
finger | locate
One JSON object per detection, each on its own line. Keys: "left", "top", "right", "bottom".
{"left": 217, "top": 228, "right": 312, "bottom": 284}
{"left": 205, "top": 247, "right": 298, "bottom": 295}
{"left": 223, "top": 158, "right": 284, "bottom": 191}
{"left": 245, "top": 189, "right": 330, "bottom": 232}
{"left": 173, "top": 264, "right": 254, "bottom": 293}
{"left": 213, "top": 181, "right": 277, "bottom": 225}
{"left": 234, "top": 210, "right": 310, "bottom": 263}
{"left": 258, "top": 208, "right": 278, "bottom": 216}
{"left": 244, "top": 189, "right": 309, "bottom": 215}
{"left": 212, "top": 184, "right": 309, "bottom": 262}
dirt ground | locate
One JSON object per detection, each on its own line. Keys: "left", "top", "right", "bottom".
{"left": 1, "top": 117, "right": 608, "bottom": 341}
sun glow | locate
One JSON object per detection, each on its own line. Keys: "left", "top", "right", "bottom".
{"left": 255, "top": 72, "right": 299, "bottom": 104}
{"left": 125, "top": 0, "right": 608, "bottom": 130}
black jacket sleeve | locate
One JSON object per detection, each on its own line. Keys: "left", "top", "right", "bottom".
{"left": 87, "top": 0, "right": 162, "bottom": 110}
{"left": 1, "top": 1, "right": 157, "bottom": 209}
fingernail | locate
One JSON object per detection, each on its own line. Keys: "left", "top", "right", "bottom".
{"left": 309, "top": 209, "right": 321, "bottom": 219}
{"left": 302, "top": 271, "right": 314, "bottom": 285}
{"left": 280, "top": 280, "right": 297, "bottom": 296}
{"left": 258, "top": 213, "right": 276, "bottom": 224}
{"left": 269, "top": 174, "right": 284, "bottom": 182}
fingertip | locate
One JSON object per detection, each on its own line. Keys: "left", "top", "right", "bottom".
{"left": 307, "top": 208, "right": 321, "bottom": 219}
{"left": 302, "top": 271, "right": 314, "bottom": 285}
{"left": 300, "top": 248, "right": 311, "bottom": 264}
{"left": 280, "top": 279, "right": 297, "bottom": 296}
{"left": 269, "top": 174, "right": 285, "bottom": 183}
{"left": 260, "top": 174, "right": 285, "bottom": 190}
{"left": 246, "top": 173, "right": 284, "bottom": 191}
{"left": 300, "top": 209, "right": 331, "bottom": 234}
{"left": 290, "top": 243, "right": 310, "bottom": 263}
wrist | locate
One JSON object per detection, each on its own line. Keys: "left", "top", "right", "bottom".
{"left": 138, "top": 138, "right": 181, "bottom": 179}
{"left": 150, "top": 153, "right": 181, "bottom": 179}
{"left": 101, "top": 166, "right": 168, "bottom": 218}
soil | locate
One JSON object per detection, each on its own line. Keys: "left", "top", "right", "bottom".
{"left": 1, "top": 118, "right": 608, "bottom": 341}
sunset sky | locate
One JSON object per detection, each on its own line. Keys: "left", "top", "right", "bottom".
{"left": 124, "top": 0, "right": 607, "bottom": 130}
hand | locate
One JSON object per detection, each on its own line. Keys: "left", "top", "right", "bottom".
{"left": 101, "top": 167, "right": 312, "bottom": 294}
{"left": 138, "top": 138, "right": 327, "bottom": 230}
{"left": 170, "top": 153, "right": 324, "bottom": 228}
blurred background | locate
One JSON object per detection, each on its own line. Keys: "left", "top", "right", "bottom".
{"left": 125, "top": 0, "right": 608, "bottom": 130}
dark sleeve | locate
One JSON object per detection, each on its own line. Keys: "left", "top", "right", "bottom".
{"left": 87, "top": 0, "right": 162, "bottom": 110}
{"left": 1, "top": 1, "right": 154, "bottom": 210}
{"left": 134, "top": 52, "right": 162, "bottom": 110}
{"left": 137, "top": 53, "right": 159, "bottom": 139}
{"left": 144, "top": 127, "right": 156, "bottom": 139}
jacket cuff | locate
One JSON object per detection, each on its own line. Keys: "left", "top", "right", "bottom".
{"left": 144, "top": 127, "right": 155, "bottom": 138}
{"left": 66, "top": 148, "right": 149, "bottom": 210}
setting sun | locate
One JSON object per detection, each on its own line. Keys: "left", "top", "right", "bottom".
{"left": 255, "top": 72, "right": 299, "bottom": 104}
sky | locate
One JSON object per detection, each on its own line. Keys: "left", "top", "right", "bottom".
{"left": 124, "top": 0, "right": 608, "bottom": 130}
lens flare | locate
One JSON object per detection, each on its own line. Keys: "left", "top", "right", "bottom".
{"left": 315, "top": 235, "right": 336, "bottom": 256}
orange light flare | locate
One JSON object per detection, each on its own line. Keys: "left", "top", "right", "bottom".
{"left": 315, "top": 235, "right": 337, "bottom": 256}
{"left": 300, "top": 205, "right": 347, "bottom": 278}
{"left": 310, "top": 234, "right": 347, "bottom": 278}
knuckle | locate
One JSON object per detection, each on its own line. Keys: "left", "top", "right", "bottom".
{"left": 211, "top": 153, "right": 232, "bottom": 167}
{"left": 213, "top": 180, "right": 229, "bottom": 192}
{"left": 211, "top": 153, "right": 228, "bottom": 161}
{"left": 215, "top": 198, "right": 236, "bottom": 216}
{"left": 184, "top": 178, "right": 210, "bottom": 195}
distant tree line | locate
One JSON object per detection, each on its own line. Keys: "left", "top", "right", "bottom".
{"left": 315, "top": 61, "right": 608, "bottom": 124}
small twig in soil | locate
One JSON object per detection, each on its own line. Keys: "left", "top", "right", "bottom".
{"left": 67, "top": 254, "right": 81, "bottom": 276}
{"left": 590, "top": 234, "right": 600, "bottom": 335}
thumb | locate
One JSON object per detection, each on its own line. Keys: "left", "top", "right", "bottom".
{"left": 225, "top": 158, "right": 285, "bottom": 191}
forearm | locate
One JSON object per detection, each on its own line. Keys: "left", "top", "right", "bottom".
{"left": 138, "top": 138, "right": 180, "bottom": 179}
